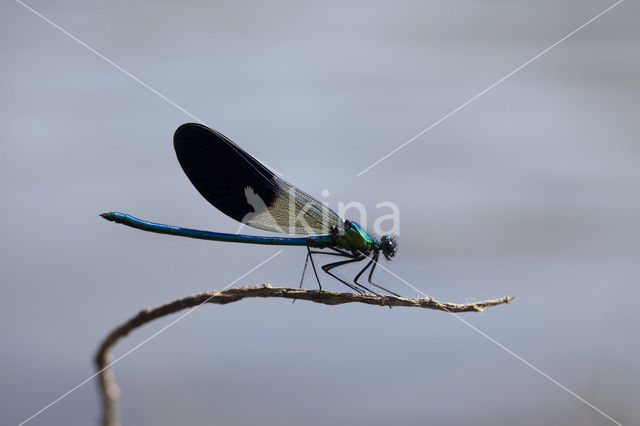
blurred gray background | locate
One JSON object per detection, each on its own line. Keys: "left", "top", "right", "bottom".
{"left": 1, "top": 0, "right": 638, "bottom": 425}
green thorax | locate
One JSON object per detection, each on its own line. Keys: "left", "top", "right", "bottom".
{"left": 335, "top": 221, "right": 379, "bottom": 253}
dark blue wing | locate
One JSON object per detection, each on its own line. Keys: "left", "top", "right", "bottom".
{"left": 174, "top": 123, "right": 343, "bottom": 235}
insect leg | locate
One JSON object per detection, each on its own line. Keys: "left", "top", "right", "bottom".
{"left": 352, "top": 257, "right": 394, "bottom": 300}
{"left": 325, "top": 246, "right": 354, "bottom": 257}
{"left": 307, "top": 246, "right": 322, "bottom": 291}
{"left": 364, "top": 253, "right": 401, "bottom": 297}
{"left": 322, "top": 255, "right": 381, "bottom": 295}
{"left": 353, "top": 257, "right": 374, "bottom": 286}
{"left": 355, "top": 256, "right": 402, "bottom": 297}
{"left": 301, "top": 245, "right": 353, "bottom": 291}
{"left": 299, "top": 247, "right": 311, "bottom": 289}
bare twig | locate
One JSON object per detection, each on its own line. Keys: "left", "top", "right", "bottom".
{"left": 94, "top": 284, "right": 512, "bottom": 426}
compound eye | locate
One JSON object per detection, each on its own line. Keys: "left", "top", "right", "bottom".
{"left": 380, "top": 236, "right": 396, "bottom": 258}
{"left": 381, "top": 235, "right": 399, "bottom": 259}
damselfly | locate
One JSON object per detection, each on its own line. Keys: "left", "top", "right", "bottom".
{"left": 101, "top": 123, "right": 399, "bottom": 296}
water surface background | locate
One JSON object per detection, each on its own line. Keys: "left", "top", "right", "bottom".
{"left": 1, "top": 1, "right": 638, "bottom": 425}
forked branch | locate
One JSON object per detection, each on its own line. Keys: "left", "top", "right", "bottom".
{"left": 94, "top": 284, "right": 512, "bottom": 426}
